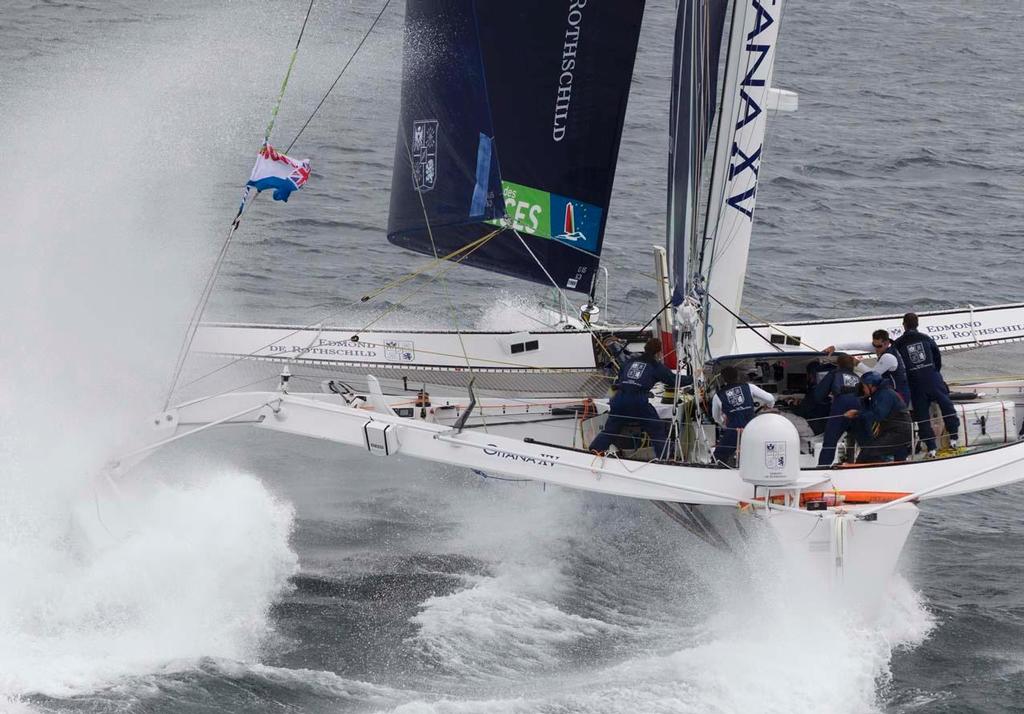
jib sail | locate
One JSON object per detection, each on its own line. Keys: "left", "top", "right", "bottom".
{"left": 699, "top": 0, "right": 796, "bottom": 357}
{"left": 388, "top": 0, "right": 646, "bottom": 295}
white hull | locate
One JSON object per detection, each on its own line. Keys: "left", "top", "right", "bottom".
{"left": 135, "top": 387, "right": 1024, "bottom": 509}
{"left": 734, "top": 302, "right": 1024, "bottom": 355}
{"left": 112, "top": 386, "right": 1024, "bottom": 612}
{"left": 149, "top": 303, "right": 1023, "bottom": 610}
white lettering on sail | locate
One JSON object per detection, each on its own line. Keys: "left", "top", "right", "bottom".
{"left": 552, "top": 0, "right": 587, "bottom": 142}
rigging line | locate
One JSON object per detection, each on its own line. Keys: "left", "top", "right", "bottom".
{"left": 266, "top": 0, "right": 316, "bottom": 144}
{"left": 358, "top": 230, "right": 500, "bottom": 303}
{"left": 735, "top": 302, "right": 824, "bottom": 353}
{"left": 164, "top": 216, "right": 240, "bottom": 409}
{"left": 638, "top": 299, "right": 674, "bottom": 333}
{"left": 286, "top": 0, "right": 393, "bottom": 153}
{"left": 171, "top": 230, "right": 503, "bottom": 395}
{"left": 197, "top": 341, "right": 612, "bottom": 379}
{"left": 705, "top": 292, "right": 784, "bottom": 352}
{"left": 400, "top": 132, "right": 485, "bottom": 429}
{"left": 356, "top": 229, "right": 501, "bottom": 332}
{"left": 164, "top": 1, "right": 317, "bottom": 410}
{"left": 510, "top": 230, "right": 620, "bottom": 368}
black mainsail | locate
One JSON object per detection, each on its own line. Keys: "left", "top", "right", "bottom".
{"left": 386, "top": 0, "right": 505, "bottom": 247}
{"left": 387, "top": 0, "right": 646, "bottom": 295}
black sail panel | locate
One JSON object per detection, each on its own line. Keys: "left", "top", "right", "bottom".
{"left": 667, "top": 0, "right": 729, "bottom": 304}
{"left": 388, "top": 0, "right": 646, "bottom": 295}
{"left": 387, "top": 0, "right": 505, "bottom": 245}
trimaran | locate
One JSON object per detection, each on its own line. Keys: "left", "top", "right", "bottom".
{"left": 99, "top": 0, "right": 1024, "bottom": 612}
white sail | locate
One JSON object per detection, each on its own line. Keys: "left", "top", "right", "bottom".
{"left": 697, "top": 0, "right": 796, "bottom": 358}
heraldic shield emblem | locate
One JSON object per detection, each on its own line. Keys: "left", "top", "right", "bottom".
{"left": 764, "top": 440, "right": 787, "bottom": 470}
{"left": 725, "top": 386, "right": 745, "bottom": 407}
{"left": 626, "top": 361, "right": 646, "bottom": 381}
{"left": 412, "top": 119, "right": 438, "bottom": 192}
{"left": 906, "top": 342, "right": 926, "bottom": 365}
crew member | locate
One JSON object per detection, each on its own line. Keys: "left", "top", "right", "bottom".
{"left": 814, "top": 353, "right": 862, "bottom": 466}
{"left": 825, "top": 329, "right": 909, "bottom": 403}
{"left": 894, "top": 312, "right": 960, "bottom": 456}
{"left": 869, "top": 329, "right": 910, "bottom": 403}
{"left": 589, "top": 338, "right": 686, "bottom": 457}
{"left": 711, "top": 365, "right": 775, "bottom": 465}
{"left": 795, "top": 360, "right": 834, "bottom": 435}
{"left": 844, "top": 372, "right": 913, "bottom": 463}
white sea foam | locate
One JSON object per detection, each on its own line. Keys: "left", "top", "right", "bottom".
{"left": 395, "top": 488, "right": 935, "bottom": 713}
{"left": 0, "top": 6, "right": 299, "bottom": 700}
{"left": 0, "top": 471, "right": 296, "bottom": 699}
{"left": 478, "top": 292, "right": 569, "bottom": 331}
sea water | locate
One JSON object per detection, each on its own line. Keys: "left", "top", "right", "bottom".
{"left": 1, "top": 1, "right": 1022, "bottom": 712}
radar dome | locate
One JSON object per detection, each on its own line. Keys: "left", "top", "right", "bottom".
{"left": 738, "top": 413, "right": 801, "bottom": 487}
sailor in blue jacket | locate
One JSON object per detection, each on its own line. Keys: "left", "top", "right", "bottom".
{"left": 871, "top": 329, "right": 911, "bottom": 404}
{"left": 844, "top": 372, "right": 913, "bottom": 463}
{"left": 815, "top": 353, "right": 863, "bottom": 466}
{"left": 711, "top": 365, "right": 775, "bottom": 465}
{"left": 893, "top": 312, "right": 960, "bottom": 456}
{"left": 824, "top": 329, "right": 910, "bottom": 403}
{"left": 589, "top": 338, "right": 685, "bottom": 457}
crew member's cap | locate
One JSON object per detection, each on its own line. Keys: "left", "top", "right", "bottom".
{"left": 860, "top": 372, "right": 883, "bottom": 386}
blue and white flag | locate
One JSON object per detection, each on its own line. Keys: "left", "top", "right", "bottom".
{"left": 246, "top": 144, "right": 310, "bottom": 202}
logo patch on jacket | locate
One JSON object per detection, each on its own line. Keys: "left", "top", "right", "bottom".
{"left": 626, "top": 361, "right": 646, "bottom": 381}
{"left": 726, "top": 386, "right": 746, "bottom": 407}
{"left": 907, "top": 342, "right": 926, "bottom": 364}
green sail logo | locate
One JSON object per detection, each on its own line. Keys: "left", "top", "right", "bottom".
{"left": 489, "top": 180, "right": 601, "bottom": 253}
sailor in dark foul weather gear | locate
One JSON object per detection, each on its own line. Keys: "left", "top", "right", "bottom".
{"left": 825, "top": 329, "right": 910, "bottom": 403}
{"left": 869, "top": 329, "right": 910, "bottom": 403}
{"left": 815, "top": 353, "right": 863, "bottom": 466}
{"left": 711, "top": 365, "right": 776, "bottom": 465}
{"left": 589, "top": 339, "right": 688, "bottom": 457}
{"left": 845, "top": 371, "right": 913, "bottom": 463}
{"left": 893, "top": 312, "right": 960, "bottom": 457}
{"left": 794, "top": 360, "right": 834, "bottom": 435}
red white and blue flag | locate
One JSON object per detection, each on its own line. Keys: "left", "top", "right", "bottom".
{"left": 245, "top": 143, "right": 310, "bottom": 202}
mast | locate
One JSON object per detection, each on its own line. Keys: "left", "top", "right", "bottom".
{"left": 665, "top": 0, "right": 730, "bottom": 367}
{"left": 666, "top": 0, "right": 729, "bottom": 307}
{"left": 695, "top": 0, "right": 797, "bottom": 359}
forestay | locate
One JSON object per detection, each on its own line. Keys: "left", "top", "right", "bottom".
{"left": 388, "top": 0, "right": 646, "bottom": 294}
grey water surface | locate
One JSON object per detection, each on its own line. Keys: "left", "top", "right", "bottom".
{"left": 1, "top": 1, "right": 1022, "bottom": 712}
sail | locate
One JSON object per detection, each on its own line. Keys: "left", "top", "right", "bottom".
{"left": 666, "top": 0, "right": 729, "bottom": 306}
{"left": 387, "top": 0, "right": 505, "bottom": 245}
{"left": 388, "top": 1, "right": 646, "bottom": 294}
{"left": 697, "top": 0, "right": 797, "bottom": 358}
